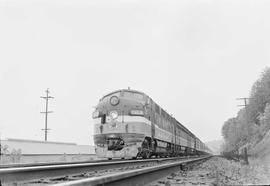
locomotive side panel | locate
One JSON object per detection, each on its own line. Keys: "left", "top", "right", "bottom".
{"left": 154, "top": 125, "right": 173, "bottom": 143}
{"left": 152, "top": 103, "right": 174, "bottom": 152}
{"left": 179, "top": 130, "right": 188, "bottom": 147}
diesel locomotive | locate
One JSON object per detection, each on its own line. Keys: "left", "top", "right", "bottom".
{"left": 92, "top": 89, "right": 211, "bottom": 159}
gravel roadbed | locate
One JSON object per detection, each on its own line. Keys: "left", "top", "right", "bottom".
{"left": 148, "top": 156, "right": 270, "bottom": 186}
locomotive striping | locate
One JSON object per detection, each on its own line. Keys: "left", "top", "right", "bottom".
{"left": 94, "top": 117, "right": 198, "bottom": 149}
{"left": 94, "top": 116, "right": 192, "bottom": 146}
{"left": 94, "top": 116, "right": 177, "bottom": 144}
{"left": 93, "top": 115, "right": 152, "bottom": 126}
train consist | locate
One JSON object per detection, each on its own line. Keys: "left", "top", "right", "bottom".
{"left": 92, "top": 89, "right": 211, "bottom": 159}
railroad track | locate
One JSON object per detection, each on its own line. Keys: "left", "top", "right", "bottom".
{"left": 53, "top": 155, "right": 212, "bottom": 186}
{"left": 0, "top": 156, "right": 208, "bottom": 185}
{"left": 0, "top": 158, "right": 118, "bottom": 169}
{"left": 0, "top": 156, "right": 189, "bottom": 169}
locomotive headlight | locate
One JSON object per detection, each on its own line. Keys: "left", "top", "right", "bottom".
{"left": 92, "top": 110, "right": 100, "bottom": 119}
{"left": 109, "top": 110, "right": 118, "bottom": 120}
{"left": 110, "top": 96, "right": 119, "bottom": 106}
{"left": 130, "top": 110, "right": 144, "bottom": 116}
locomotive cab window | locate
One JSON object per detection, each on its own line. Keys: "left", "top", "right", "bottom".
{"left": 100, "top": 91, "right": 121, "bottom": 102}
{"left": 123, "top": 91, "right": 144, "bottom": 100}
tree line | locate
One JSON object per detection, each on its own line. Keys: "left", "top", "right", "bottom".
{"left": 222, "top": 67, "right": 270, "bottom": 152}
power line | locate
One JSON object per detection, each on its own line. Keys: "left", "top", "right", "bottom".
{"left": 40, "top": 88, "right": 54, "bottom": 141}
{"left": 236, "top": 97, "right": 254, "bottom": 119}
{"left": 236, "top": 97, "right": 250, "bottom": 108}
{"left": 236, "top": 97, "right": 256, "bottom": 112}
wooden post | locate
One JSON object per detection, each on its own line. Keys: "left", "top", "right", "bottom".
{"left": 244, "top": 147, "right": 249, "bottom": 165}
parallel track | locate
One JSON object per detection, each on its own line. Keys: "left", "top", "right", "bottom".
{"left": 0, "top": 159, "right": 115, "bottom": 169}
{"left": 0, "top": 156, "right": 200, "bottom": 185}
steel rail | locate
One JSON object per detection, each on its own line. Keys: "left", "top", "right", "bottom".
{"left": 0, "top": 155, "right": 190, "bottom": 169}
{"left": 0, "top": 158, "right": 118, "bottom": 169}
{"left": 0, "top": 156, "right": 195, "bottom": 184}
{"left": 53, "top": 156, "right": 212, "bottom": 186}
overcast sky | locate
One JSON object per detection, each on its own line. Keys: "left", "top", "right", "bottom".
{"left": 0, "top": 0, "right": 269, "bottom": 145}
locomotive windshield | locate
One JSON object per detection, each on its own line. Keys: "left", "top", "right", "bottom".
{"left": 100, "top": 91, "right": 120, "bottom": 102}
{"left": 123, "top": 91, "right": 144, "bottom": 100}
{"left": 100, "top": 90, "right": 145, "bottom": 102}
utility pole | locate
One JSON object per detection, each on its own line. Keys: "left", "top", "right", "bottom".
{"left": 0, "top": 132, "right": 1, "bottom": 161}
{"left": 236, "top": 97, "right": 252, "bottom": 165}
{"left": 40, "top": 88, "right": 54, "bottom": 141}
{"left": 237, "top": 97, "right": 255, "bottom": 117}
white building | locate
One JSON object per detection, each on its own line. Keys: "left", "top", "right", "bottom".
{"left": 0, "top": 138, "right": 96, "bottom": 164}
